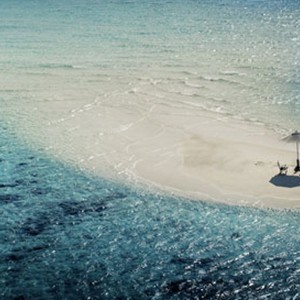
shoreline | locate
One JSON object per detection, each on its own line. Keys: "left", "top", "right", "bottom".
{"left": 6, "top": 99, "right": 300, "bottom": 210}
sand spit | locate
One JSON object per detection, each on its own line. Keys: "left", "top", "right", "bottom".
{"left": 7, "top": 93, "right": 299, "bottom": 210}
{"left": 3, "top": 71, "right": 299, "bottom": 209}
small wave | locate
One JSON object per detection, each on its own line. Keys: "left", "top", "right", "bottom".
{"left": 181, "top": 80, "right": 206, "bottom": 89}
{"left": 197, "top": 75, "right": 240, "bottom": 84}
{"left": 180, "top": 70, "right": 198, "bottom": 76}
{"left": 205, "top": 96, "right": 230, "bottom": 104}
{"left": 197, "top": 75, "right": 251, "bottom": 89}
{"left": 219, "top": 70, "right": 245, "bottom": 76}
{"left": 0, "top": 89, "right": 29, "bottom": 93}
{"left": 38, "top": 63, "right": 84, "bottom": 70}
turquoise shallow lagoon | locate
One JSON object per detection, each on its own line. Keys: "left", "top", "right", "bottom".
{"left": 1, "top": 0, "right": 300, "bottom": 132}
{"left": 1, "top": 126, "right": 300, "bottom": 299}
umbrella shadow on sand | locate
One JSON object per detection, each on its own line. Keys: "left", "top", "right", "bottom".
{"left": 271, "top": 130, "right": 300, "bottom": 188}
{"left": 269, "top": 174, "right": 300, "bottom": 188}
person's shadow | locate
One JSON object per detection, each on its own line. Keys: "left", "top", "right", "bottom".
{"left": 269, "top": 174, "right": 300, "bottom": 188}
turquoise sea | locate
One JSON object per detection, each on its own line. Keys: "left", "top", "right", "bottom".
{"left": 1, "top": 0, "right": 300, "bottom": 299}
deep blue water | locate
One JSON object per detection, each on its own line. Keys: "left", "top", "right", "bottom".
{"left": 1, "top": 126, "right": 300, "bottom": 299}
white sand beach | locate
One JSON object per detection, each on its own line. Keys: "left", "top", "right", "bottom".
{"left": 6, "top": 74, "right": 300, "bottom": 209}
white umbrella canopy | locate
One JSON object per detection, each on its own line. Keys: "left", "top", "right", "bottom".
{"left": 283, "top": 130, "right": 300, "bottom": 143}
{"left": 283, "top": 130, "right": 300, "bottom": 172}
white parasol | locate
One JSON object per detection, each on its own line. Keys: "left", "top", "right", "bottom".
{"left": 283, "top": 130, "right": 300, "bottom": 171}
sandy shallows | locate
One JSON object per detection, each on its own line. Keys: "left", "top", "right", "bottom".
{"left": 4, "top": 72, "right": 300, "bottom": 209}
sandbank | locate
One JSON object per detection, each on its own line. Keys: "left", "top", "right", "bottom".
{"left": 7, "top": 92, "right": 299, "bottom": 210}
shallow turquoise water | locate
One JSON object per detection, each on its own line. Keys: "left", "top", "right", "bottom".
{"left": 1, "top": 0, "right": 300, "bottom": 130}
{"left": 1, "top": 126, "right": 300, "bottom": 299}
